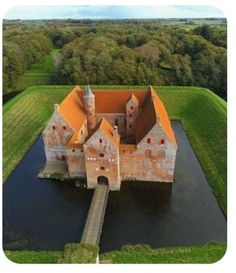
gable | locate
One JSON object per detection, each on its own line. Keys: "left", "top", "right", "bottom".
{"left": 84, "top": 118, "right": 119, "bottom": 148}
{"left": 135, "top": 86, "right": 177, "bottom": 146}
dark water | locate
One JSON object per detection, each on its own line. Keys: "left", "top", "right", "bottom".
{"left": 100, "top": 121, "right": 226, "bottom": 252}
{"left": 3, "top": 137, "right": 94, "bottom": 251}
{"left": 3, "top": 121, "right": 226, "bottom": 252}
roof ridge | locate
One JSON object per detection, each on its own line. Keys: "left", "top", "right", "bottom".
{"left": 128, "top": 93, "right": 139, "bottom": 103}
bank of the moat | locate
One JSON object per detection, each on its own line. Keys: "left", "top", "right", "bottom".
{"left": 3, "top": 121, "right": 226, "bottom": 253}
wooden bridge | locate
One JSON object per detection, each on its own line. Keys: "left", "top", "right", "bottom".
{"left": 81, "top": 184, "right": 109, "bottom": 245}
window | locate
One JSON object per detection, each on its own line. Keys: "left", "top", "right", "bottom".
{"left": 63, "top": 126, "right": 66, "bottom": 130}
{"left": 160, "top": 139, "right": 165, "bottom": 144}
{"left": 145, "top": 149, "right": 151, "bottom": 157}
{"left": 131, "top": 106, "right": 134, "bottom": 110}
{"left": 158, "top": 150, "right": 165, "bottom": 159}
{"left": 100, "top": 166, "right": 105, "bottom": 170}
{"left": 52, "top": 126, "right": 56, "bottom": 130}
{"left": 115, "top": 119, "right": 119, "bottom": 126}
{"left": 81, "top": 149, "right": 83, "bottom": 152}
{"left": 72, "top": 149, "right": 75, "bottom": 152}
{"left": 99, "top": 138, "right": 103, "bottom": 143}
{"left": 99, "top": 153, "right": 104, "bottom": 157}
{"left": 129, "top": 124, "right": 132, "bottom": 128}
{"left": 129, "top": 114, "right": 132, "bottom": 118}
{"left": 147, "top": 138, "right": 151, "bottom": 144}
{"left": 62, "top": 155, "right": 66, "bottom": 161}
{"left": 81, "top": 129, "right": 83, "bottom": 135}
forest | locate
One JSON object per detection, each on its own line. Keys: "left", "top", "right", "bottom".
{"left": 3, "top": 19, "right": 227, "bottom": 98}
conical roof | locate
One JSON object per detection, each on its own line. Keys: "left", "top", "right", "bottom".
{"left": 83, "top": 84, "right": 94, "bottom": 99}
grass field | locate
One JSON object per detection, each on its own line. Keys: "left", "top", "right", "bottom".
{"left": 4, "top": 250, "right": 61, "bottom": 264}
{"left": 7, "top": 49, "right": 60, "bottom": 93}
{"left": 4, "top": 242, "right": 226, "bottom": 264}
{"left": 100, "top": 243, "right": 227, "bottom": 264}
{"left": 3, "top": 85, "right": 227, "bottom": 215}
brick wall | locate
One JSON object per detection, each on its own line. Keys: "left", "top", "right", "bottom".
{"left": 43, "top": 111, "right": 73, "bottom": 161}
{"left": 83, "top": 129, "right": 120, "bottom": 190}
{"left": 120, "top": 122, "right": 177, "bottom": 182}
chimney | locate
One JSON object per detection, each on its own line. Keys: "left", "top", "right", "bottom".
{"left": 113, "top": 125, "right": 120, "bottom": 141}
{"left": 75, "top": 132, "right": 80, "bottom": 144}
{"left": 54, "top": 104, "right": 59, "bottom": 112}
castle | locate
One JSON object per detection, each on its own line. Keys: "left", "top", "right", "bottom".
{"left": 42, "top": 85, "right": 177, "bottom": 190}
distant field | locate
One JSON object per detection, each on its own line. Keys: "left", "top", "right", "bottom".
{"left": 3, "top": 85, "right": 227, "bottom": 215}
{"left": 7, "top": 49, "right": 60, "bottom": 93}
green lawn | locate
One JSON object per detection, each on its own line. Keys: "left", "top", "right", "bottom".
{"left": 100, "top": 243, "right": 227, "bottom": 264}
{"left": 8, "top": 49, "right": 60, "bottom": 93}
{"left": 3, "top": 85, "right": 227, "bottom": 215}
{"left": 4, "top": 250, "right": 61, "bottom": 264}
{"left": 4, "top": 242, "right": 226, "bottom": 264}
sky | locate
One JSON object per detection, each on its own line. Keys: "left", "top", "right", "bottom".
{"left": 4, "top": 5, "right": 225, "bottom": 20}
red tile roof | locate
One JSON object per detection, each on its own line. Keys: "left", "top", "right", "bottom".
{"left": 135, "top": 86, "right": 177, "bottom": 146}
{"left": 59, "top": 86, "right": 86, "bottom": 132}
{"left": 58, "top": 85, "right": 176, "bottom": 147}
{"left": 77, "top": 89, "right": 147, "bottom": 113}
{"left": 150, "top": 86, "right": 177, "bottom": 146}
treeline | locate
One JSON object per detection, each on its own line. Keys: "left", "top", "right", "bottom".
{"left": 3, "top": 30, "right": 52, "bottom": 91}
{"left": 51, "top": 23, "right": 227, "bottom": 98}
{"left": 3, "top": 21, "right": 227, "bottom": 98}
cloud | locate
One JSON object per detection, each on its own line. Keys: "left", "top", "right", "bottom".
{"left": 4, "top": 5, "right": 225, "bottom": 20}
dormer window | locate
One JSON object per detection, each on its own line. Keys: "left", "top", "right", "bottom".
{"left": 147, "top": 138, "right": 151, "bottom": 144}
{"left": 99, "top": 138, "right": 103, "bottom": 143}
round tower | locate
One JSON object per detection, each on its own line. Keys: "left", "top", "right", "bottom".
{"left": 83, "top": 84, "right": 96, "bottom": 131}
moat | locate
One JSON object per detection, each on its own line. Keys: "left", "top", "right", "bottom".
{"left": 3, "top": 121, "right": 226, "bottom": 253}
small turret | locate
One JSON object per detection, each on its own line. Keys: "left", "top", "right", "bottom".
{"left": 83, "top": 83, "right": 96, "bottom": 131}
{"left": 54, "top": 104, "right": 59, "bottom": 112}
{"left": 84, "top": 84, "right": 94, "bottom": 99}
{"left": 126, "top": 93, "right": 139, "bottom": 143}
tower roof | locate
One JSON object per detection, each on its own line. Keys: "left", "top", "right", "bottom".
{"left": 83, "top": 84, "right": 94, "bottom": 99}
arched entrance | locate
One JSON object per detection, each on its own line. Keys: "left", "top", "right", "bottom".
{"left": 97, "top": 176, "right": 109, "bottom": 186}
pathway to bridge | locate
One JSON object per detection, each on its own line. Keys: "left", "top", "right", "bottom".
{"left": 81, "top": 184, "right": 109, "bottom": 245}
